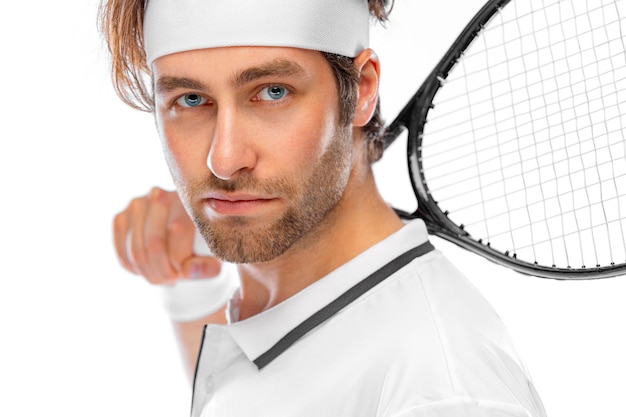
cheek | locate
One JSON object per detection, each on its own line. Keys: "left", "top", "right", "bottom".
{"left": 279, "top": 101, "right": 341, "bottom": 167}
{"left": 160, "top": 141, "right": 185, "bottom": 186}
{"left": 157, "top": 113, "right": 212, "bottom": 183}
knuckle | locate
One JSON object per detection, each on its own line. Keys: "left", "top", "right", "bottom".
{"left": 149, "top": 187, "right": 166, "bottom": 203}
{"left": 130, "top": 197, "right": 141, "bottom": 206}
{"left": 150, "top": 187, "right": 177, "bottom": 206}
{"left": 145, "top": 235, "right": 167, "bottom": 255}
{"left": 129, "top": 198, "right": 145, "bottom": 213}
{"left": 112, "top": 212, "right": 125, "bottom": 231}
{"left": 168, "top": 217, "right": 189, "bottom": 234}
{"left": 128, "top": 245, "right": 146, "bottom": 266}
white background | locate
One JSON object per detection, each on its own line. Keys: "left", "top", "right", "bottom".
{"left": 1, "top": 0, "right": 625, "bottom": 416}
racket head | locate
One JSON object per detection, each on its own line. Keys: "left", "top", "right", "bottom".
{"left": 386, "top": 0, "right": 626, "bottom": 279}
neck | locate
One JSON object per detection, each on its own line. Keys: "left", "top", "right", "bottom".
{"left": 235, "top": 166, "right": 403, "bottom": 321}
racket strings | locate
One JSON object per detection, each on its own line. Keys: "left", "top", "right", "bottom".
{"left": 433, "top": 152, "right": 626, "bottom": 209}
{"left": 460, "top": 55, "right": 495, "bottom": 245}
{"left": 422, "top": 111, "right": 626, "bottom": 199}
{"left": 491, "top": 0, "right": 611, "bottom": 29}
{"left": 504, "top": 3, "right": 569, "bottom": 265}
{"left": 482, "top": 205, "right": 626, "bottom": 256}
{"left": 533, "top": 0, "right": 617, "bottom": 267}
{"left": 442, "top": 32, "right": 623, "bottom": 99}
{"left": 589, "top": 2, "right": 626, "bottom": 262}
{"left": 420, "top": 0, "right": 626, "bottom": 270}
{"left": 427, "top": 62, "right": 626, "bottom": 137}
{"left": 456, "top": 173, "right": 626, "bottom": 229}
{"left": 428, "top": 1, "right": 626, "bottom": 127}
{"left": 424, "top": 97, "right": 626, "bottom": 167}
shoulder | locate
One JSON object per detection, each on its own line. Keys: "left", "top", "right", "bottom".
{"left": 368, "top": 251, "right": 545, "bottom": 417}
{"left": 369, "top": 248, "right": 507, "bottom": 345}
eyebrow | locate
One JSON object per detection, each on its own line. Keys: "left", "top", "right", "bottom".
{"left": 155, "top": 59, "right": 307, "bottom": 95}
{"left": 155, "top": 76, "right": 207, "bottom": 94}
{"left": 231, "top": 59, "right": 307, "bottom": 88}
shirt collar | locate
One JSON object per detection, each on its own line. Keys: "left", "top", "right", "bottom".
{"left": 226, "top": 219, "right": 430, "bottom": 367}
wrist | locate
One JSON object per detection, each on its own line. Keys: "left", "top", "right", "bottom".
{"left": 161, "top": 263, "right": 240, "bottom": 322}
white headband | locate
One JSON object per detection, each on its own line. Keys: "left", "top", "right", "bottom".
{"left": 143, "top": 0, "right": 370, "bottom": 65}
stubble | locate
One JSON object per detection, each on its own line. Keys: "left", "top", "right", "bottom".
{"left": 180, "top": 126, "right": 353, "bottom": 264}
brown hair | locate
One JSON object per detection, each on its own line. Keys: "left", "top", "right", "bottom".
{"left": 98, "top": 0, "right": 394, "bottom": 162}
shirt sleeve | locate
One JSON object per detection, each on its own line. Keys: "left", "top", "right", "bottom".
{"left": 388, "top": 397, "right": 534, "bottom": 417}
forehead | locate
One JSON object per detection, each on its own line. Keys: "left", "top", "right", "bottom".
{"left": 152, "top": 46, "right": 331, "bottom": 84}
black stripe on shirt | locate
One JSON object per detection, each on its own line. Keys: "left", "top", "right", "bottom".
{"left": 253, "top": 241, "right": 435, "bottom": 370}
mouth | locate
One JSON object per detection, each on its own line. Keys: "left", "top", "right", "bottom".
{"left": 201, "top": 193, "right": 279, "bottom": 217}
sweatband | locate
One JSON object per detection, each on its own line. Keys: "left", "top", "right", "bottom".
{"left": 161, "top": 263, "right": 240, "bottom": 322}
{"left": 143, "top": 0, "right": 370, "bottom": 65}
{"left": 161, "top": 232, "right": 240, "bottom": 322}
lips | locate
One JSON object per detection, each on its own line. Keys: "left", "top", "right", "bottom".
{"left": 202, "top": 193, "right": 278, "bottom": 217}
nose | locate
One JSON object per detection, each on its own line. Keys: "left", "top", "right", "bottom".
{"left": 207, "top": 106, "right": 258, "bottom": 180}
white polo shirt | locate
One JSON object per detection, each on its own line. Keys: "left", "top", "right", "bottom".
{"left": 191, "top": 220, "right": 546, "bottom": 417}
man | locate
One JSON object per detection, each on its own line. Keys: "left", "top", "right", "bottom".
{"left": 102, "top": 0, "right": 546, "bottom": 415}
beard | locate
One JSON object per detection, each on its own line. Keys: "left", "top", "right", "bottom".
{"left": 178, "top": 125, "right": 353, "bottom": 264}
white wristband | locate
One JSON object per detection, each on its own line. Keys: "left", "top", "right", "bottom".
{"left": 161, "top": 231, "right": 240, "bottom": 322}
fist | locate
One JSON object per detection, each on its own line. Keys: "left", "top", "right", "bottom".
{"left": 113, "top": 187, "right": 221, "bottom": 285}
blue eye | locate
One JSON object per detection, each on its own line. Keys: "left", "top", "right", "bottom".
{"left": 176, "top": 93, "right": 207, "bottom": 107}
{"left": 258, "top": 86, "right": 288, "bottom": 101}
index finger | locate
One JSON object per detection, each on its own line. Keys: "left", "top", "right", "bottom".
{"left": 112, "top": 209, "right": 138, "bottom": 274}
{"left": 142, "top": 187, "right": 179, "bottom": 283}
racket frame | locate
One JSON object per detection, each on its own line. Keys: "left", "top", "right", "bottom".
{"left": 383, "top": 0, "right": 626, "bottom": 279}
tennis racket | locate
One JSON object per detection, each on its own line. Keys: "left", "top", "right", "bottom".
{"left": 384, "top": 0, "right": 626, "bottom": 279}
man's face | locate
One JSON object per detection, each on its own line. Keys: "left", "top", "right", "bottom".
{"left": 153, "top": 47, "right": 354, "bottom": 263}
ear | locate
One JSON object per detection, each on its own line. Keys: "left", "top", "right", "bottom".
{"left": 352, "top": 49, "right": 381, "bottom": 128}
